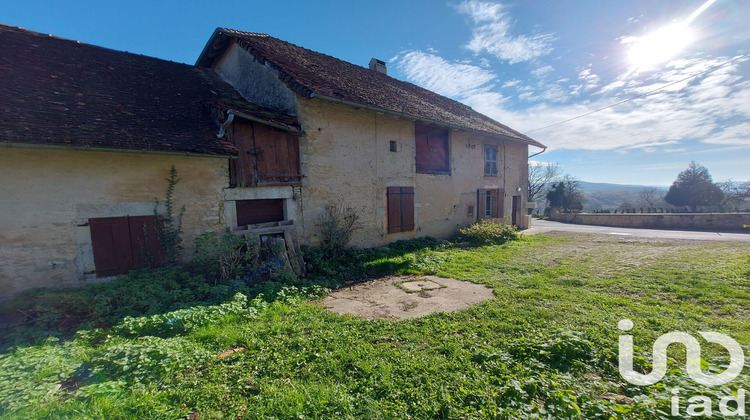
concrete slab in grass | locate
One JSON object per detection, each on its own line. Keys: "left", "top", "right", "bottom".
{"left": 320, "top": 275, "right": 494, "bottom": 320}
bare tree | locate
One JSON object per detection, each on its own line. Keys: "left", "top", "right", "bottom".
{"left": 638, "top": 186, "right": 662, "bottom": 208}
{"left": 528, "top": 162, "right": 562, "bottom": 202}
{"left": 719, "top": 180, "right": 750, "bottom": 211}
{"left": 618, "top": 201, "right": 635, "bottom": 212}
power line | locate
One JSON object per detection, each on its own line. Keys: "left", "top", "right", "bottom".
{"left": 525, "top": 54, "right": 748, "bottom": 135}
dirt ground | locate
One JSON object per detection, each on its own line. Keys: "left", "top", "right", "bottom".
{"left": 320, "top": 275, "right": 494, "bottom": 320}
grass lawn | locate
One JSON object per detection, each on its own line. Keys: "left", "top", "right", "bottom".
{"left": 1, "top": 232, "right": 748, "bottom": 419}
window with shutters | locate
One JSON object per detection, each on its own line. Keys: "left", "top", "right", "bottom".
{"left": 415, "top": 122, "right": 450, "bottom": 174}
{"left": 477, "top": 189, "right": 502, "bottom": 220}
{"left": 387, "top": 187, "right": 415, "bottom": 233}
{"left": 229, "top": 120, "right": 302, "bottom": 187}
{"left": 89, "top": 215, "right": 165, "bottom": 277}
{"left": 484, "top": 145, "right": 498, "bottom": 176}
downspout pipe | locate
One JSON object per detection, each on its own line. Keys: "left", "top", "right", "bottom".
{"left": 528, "top": 146, "right": 547, "bottom": 159}
{"left": 217, "top": 110, "right": 235, "bottom": 138}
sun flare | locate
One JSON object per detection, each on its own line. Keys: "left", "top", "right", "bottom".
{"left": 626, "top": 0, "right": 716, "bottom": 71}
{"left": 628, "top": 23, "right": 693, "bottom": 70}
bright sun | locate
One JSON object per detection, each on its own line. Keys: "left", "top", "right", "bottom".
{"left": 628, "top": 23, "right": 693, "bottom": 70}
{"left": 626, "top": 0, "right": 715, "bottom": 71}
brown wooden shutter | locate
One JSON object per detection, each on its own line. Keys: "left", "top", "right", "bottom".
{"left": 401, "top": 187, "right": 415, "bottom": 231}
{"left": 90, "top": 215, "right": 165, "bottom": 277}
{"left": 415, "top": 122, "right": 450, "bottom": 174}
{"left": 497, "top": 188, "right": 504, "bottom": 219}
{"left": 415, "top": 130, "right": 430, "bottom": 173}
{"left": 90, "top": 217, "right": 133, "bottom": 277}
{"left": 229, "top": 121, "right": 257, "bottom": 187}
{"left": 253, "top": 124, "right": 301, "bottom": 185}
{"left": 129, "top": 215, "right": 165, "bottom": 269}
{"left": 477, "top": 189, "right": 487, "bottom": 220}
{"left": 387, "top": 187, "right": 415, "bottom": 233}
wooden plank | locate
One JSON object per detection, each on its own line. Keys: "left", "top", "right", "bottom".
{"left": 415, "top": 122, "right": 450, "bottom": 174}
{"left": 497, "top": 188, "right": 505, "bottom": 219}
{"left": 387, "top": 187, "right": 402, "bottom": 233}
{"left": 229, "top": 121, "right": 256, "bottom": 187}
{"left": 89, "top": 216, "right": 133, "bottom": 277}
{"left": 401, "top": 187, "right": 415, "bottom": 231}
{"left": 128, "top": 215, "right": 165, "bottom": 269}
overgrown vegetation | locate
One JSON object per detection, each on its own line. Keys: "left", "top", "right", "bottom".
{"left": 316, "top": 203, "right": 361, "bottom": 256}
{"left": 154, "top": 165, "right": 186, "bottom": 263}
{"left": 456, "top": 220, "right": 519, "bottom": 245}
{"left": 1, "top": 233, "right": 749, "bottom": 419}
{"left": 194, "top": 232, "right": 259, "bottom": 284}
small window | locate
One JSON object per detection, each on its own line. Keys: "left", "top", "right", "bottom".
{"left": 484, "top": 145, "right": 498, "bottom": 176}
{"left": 389, "top": 141, "right": 398, "bottom": 152}
{"left": 387, "top": 187, "right": 415, "bottom": 233}
{"left": 236, "top": 199, "right": 284, "bottom": 227}
{"left": 467, "top": 205, "right": 475, "bottom": 217}
{"left": 415, "top": 122, "right": 450, "bottom": 174}
{"left": 477, "top": 189, "right": 501, "bottom": 219}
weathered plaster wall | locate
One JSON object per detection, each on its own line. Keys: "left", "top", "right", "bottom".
{"left": 296, "top": 99, "right": 530, "bottom": 248}
{"left": 209, "top": 44, "right": 531, "bottom": 246}
{"left": 0, "top": 148, "right": 228, "bottom": 298}
{"left": 213, "top": 43, "right": 298, "bottom": 115}
{"left": 550, "top": 212, "right": 750, "bottom": 231}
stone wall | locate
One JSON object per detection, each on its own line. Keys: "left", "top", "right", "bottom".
{"left": 296, "top": 98, "right": 530, "bottom": 248}
{"left": 550, "top": 212, "right": 750, "bottom": 231}
{"left": 0, "top": 147, "right": 228, "bottom": 298}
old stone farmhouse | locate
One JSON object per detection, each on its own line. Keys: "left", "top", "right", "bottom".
{"left": 0, "top": 24, "right": 544, "bottom": 297}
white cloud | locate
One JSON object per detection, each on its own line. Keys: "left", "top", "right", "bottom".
{"left": 577, "top": 68, "right": 600, "bottom": 90}
{"left": 457, "top": 0, "right": 555, "bottom": 64}
{"left": 395, "top": 3, "right": 750, "bottom": 156}
{"left": 532, "top": 65, "right": 555, "bottom": 78}
{"left": 396, "top": 51, "right": 497, "bottom": 98}
{"left": 702, "top": 122, "right": 750, "bottom": 145}
{"left": 501, "top": 79, "right": 521, "bottom": 88}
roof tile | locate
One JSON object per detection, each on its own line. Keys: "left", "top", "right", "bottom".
{"left": 199, "top": 28, "right": 543, "bottom": 148}
{"left": 0, "top": 24, "right": 299, "bottom": 156}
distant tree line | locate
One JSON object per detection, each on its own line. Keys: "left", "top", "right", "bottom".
{"left": 620, "top": 161, "right": 749, "bottom": 213}
{"left": 530, "top": 160, "right": 749, "bottom": 215}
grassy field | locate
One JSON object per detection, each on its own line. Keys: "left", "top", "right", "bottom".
{"left": 0, "top": 232, "right": 748, "bottom": 419}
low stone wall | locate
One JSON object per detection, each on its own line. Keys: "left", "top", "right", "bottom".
{"left": 549, "top": 212, "right": 750, "bottom": 232}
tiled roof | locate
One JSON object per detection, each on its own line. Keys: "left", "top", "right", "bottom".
{"left": 0, "top": 24, "right": 299, "bottom": 156}
{"left": 197, "top": 28, "right": 544, "bottom": 149}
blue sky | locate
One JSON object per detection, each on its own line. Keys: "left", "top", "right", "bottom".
{"left": 4, "top": 0, "right": 749, "bottom": 186}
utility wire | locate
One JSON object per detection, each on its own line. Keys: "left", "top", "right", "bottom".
{"left": 525, "top": 54, "right": 748, "bottom": 134}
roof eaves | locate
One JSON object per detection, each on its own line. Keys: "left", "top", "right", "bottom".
{"left": 311, "top": 93, "right": 544, "bottom": 148}
{"left": 0, "top": 141, "right": 238, "bottom": 158}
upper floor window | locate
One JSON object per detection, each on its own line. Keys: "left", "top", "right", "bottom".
{"left": 415, "top": 122, "right": 450, "bottom": 174}
{"left": 484, "top": 145, "right": 498, "bottom": 176}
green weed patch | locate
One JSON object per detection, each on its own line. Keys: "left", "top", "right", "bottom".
{"left": 1, "top": 233, "right": 748, "bottom": 419}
